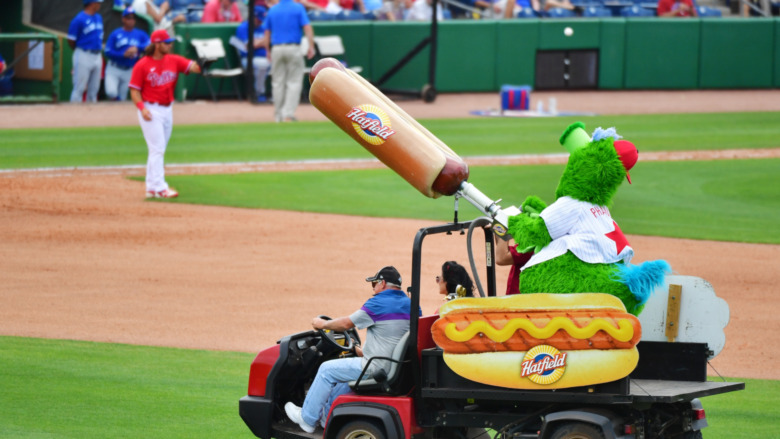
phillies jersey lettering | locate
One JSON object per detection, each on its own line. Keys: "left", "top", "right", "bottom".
{"left": 129, "top": 54, "right": 193, "bottom": 105}
{"left": 522, "top": 196, "right": 634, "bottom": 271}
{"left": 148, "top": 70, "right": 179, "bottom": 87}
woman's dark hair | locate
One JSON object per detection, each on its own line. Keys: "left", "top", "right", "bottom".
{"left": 441, "top": 261, "right": 474, "bottom": 298}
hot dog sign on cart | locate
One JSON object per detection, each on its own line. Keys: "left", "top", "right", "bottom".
{"left": 431, "top": 293, "right": 642, "bottom": 389}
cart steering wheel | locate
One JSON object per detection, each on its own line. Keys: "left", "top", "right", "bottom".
{"left": 317, "top": 315, "right": 355, "bottom": 351}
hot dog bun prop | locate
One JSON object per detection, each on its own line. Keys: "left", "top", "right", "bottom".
{"left": 431, "top": 293, "right": 641, "bottom": 389}
{"left": 309, "top": 58, "right": 519, "bottom": 235}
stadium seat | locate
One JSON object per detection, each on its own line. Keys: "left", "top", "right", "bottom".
{"left": 620, "top": 4, "right": 655, "bottom": 15}
{"left": 308, "top": 10, "right": 337, "bottom": 21}
{"left": 582, "top": 5, "right": 613, "bottom": 16}
{"left": 546, "top": 7, "right": 578, "bottom": 17}
{"left": 696, "top": 5, "right": 723, "bottom": 16}
{"left": 336, "top": 9, "right": 366, "bottom": 20}
{"left": 516, "top": 7, "right": 541, "bottom": 17}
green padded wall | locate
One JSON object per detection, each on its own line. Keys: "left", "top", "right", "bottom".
{"left": 700, "top": 18, "right": 774, "bottom": 88}
{"left": 370, "top": 21, "right": 430, "bottom": 92}
{"left": 538, "top": 19, "right": 600, "bottom": 50}
{"left": 436, "top": 20, "right": 497, "bottom": 92}
{"left": 60, "top": 41, "right": 75, "bottom": 101}
{"left": 495, "top": 20, "right": 538, "bottom": 90}
{"left": 623, "top": 18, "right": 700, "bottom": 89}
{"left": 776, "top": 18, "right": 780, "bottom": 88}
{"left": 599, "top": 19, "right": 625, "bottom": 89}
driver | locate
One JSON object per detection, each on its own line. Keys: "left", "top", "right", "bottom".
{"left": 284, "top": 266, "right": 415, "bottom": 433}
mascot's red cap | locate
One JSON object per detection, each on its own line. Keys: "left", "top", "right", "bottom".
{"left": 614, "top": 140, "right": 638, "bottom": 184}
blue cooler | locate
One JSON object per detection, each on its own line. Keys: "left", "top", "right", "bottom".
{"left": 501, "top": 85, "right": 531, "bottom": 111}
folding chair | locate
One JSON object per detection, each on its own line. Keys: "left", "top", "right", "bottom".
{"left": 313, "top": 35, "right": 363, "bottom": 74}
{"left": 190, "top": 38, "right": 243, "bottom": 101}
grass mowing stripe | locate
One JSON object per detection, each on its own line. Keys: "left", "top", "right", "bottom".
{"left": 2, "top": 112, "right": 780, "bottom": 169}
{"left": 162, "top": 158, "right": 780, "bottom": 245}
{"left": 0, "top": 336, "right": 253, "bottom": 438}
{"left": 0, "top": 336, "right": 774, "bottom": 439}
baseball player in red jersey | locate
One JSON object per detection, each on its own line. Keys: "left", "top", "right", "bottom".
{"left": 129, "top": 29, "right": 201, "bottom": 199}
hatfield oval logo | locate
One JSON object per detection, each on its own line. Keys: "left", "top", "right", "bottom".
{"left": 520, "top": 345, "right": 567, "bottom": 385}
{"left": 346, "top": 105, "right": 396, "bottom": 145}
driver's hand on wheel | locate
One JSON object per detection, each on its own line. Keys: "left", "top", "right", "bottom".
{"left": 311, "top": 317, "right": 327, "bottom": 330}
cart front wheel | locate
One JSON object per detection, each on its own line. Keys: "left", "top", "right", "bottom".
{"left": 549, "top": 422, "right": 605, "bottom": 439}
{"left": 336, "top": 419, "right": 386, "bottom": 439}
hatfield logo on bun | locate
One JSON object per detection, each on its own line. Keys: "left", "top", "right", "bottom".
{"left": 431, "top": 293, "right": 642, "bottom": 390}
{"left": 521, "top": 345, "right": 566, "bottom": 385}
{"left": 346, "top": 105, "right": 396, "bottom": 145}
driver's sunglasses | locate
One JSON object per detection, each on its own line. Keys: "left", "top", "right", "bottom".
{"left": 371, "top": 280, "right": 381, "bottom": 288}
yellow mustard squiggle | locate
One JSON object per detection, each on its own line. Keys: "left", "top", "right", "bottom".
{"left": 444, "top": 317, "right": 634, "bottom": 343}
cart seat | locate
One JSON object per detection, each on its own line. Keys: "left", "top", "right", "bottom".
{"left": 348, "top": 331, "right": 411, "bottom": 395}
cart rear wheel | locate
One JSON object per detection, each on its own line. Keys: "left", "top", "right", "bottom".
{"left": 335, "top": 419, "right": 386, "bottom": 439}
{"left": 549, "top": 422, "right": 605, "bottom": 439}
{"left": 682, "top": 432, "right": 703, "bottom": 439}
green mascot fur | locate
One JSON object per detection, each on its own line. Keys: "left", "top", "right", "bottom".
{"left": 507, "top": 122, "right": 670, "bottom": 315}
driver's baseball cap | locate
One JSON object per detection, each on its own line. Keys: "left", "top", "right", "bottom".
{"left": 150, "top": 30, "right": 176, "bottom": 44}
{"left": 366, "top": 266, "right": 402, "bottom": 286}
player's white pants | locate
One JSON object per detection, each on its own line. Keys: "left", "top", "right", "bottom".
{"left": 104, "top": 63, "right": 133, "bottom": 101}
{"left": 240, "top": 56, "right": 271, "bottom": 96}
{"left": 137, "top": 103, "right": 173, "bottom": 193}
{"left": 70, "top": 48, "right": 102, "bottom": 103}
{"left": 270, "top": 45, "right": 304, "bottom": 121}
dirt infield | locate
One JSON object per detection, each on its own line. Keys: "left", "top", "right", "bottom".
{"left": 1, "top": 91, "right": 778, "bottom": 381}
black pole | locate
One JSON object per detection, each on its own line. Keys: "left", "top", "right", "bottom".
{"left": 429, "top": 0, "right": 438, "bottom": 91}
{"left": 375, "top": 0, "right": 438, "bottom": 102}
{"left": 247, "top": 0, "right": 257, "bottom": 103}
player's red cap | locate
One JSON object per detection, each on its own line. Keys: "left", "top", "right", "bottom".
{"left": 150, "top": 30, "right": 176, "bottom": 44}
{"left": 613, "top": 140, "right": 638, "bottom": 184}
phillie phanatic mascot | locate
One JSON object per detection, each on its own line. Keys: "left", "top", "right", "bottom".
{"left": 507, "top": 122, "right": 671, "bottom": 315}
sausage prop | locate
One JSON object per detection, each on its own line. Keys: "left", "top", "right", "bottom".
{"left": 309, "top": 58, "right": 519, "bottom": 234}
{"left": 431, "top": 293, "right": 642, "bottom": 389}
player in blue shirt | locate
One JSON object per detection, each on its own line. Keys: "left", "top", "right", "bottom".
{"left": 262, "top": 0, "right": 315, "bottom": 122}
{"left": 235, "top": 6, "right": 271, "bottom": 102}
{"left": 68, "top": 0, "right": 105, "bottom": 102}
{"left": 104, "top": 7, "right": 149, "bottom": 101}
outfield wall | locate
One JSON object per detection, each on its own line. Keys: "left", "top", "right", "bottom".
{"left": 3, "top": 11, "right": 779, "bottom": 102}
{"left": 174, "top": 18, "right": 779, "bottom": 100}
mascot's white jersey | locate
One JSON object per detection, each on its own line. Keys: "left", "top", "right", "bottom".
{"left": 522, "top": 196, "right": 634, "bottom": 271}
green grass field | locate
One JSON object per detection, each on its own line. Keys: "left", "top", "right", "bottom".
{"left": 2, "top": 113, "right": 778, "bottom": 437}
{"left": 159, "top": 158, "right": 780, "bottom": 244}
{"left": 0, "top": 337, "right": 774, "bottom": 439}
{"left": 2, "top": 112, "right": 780, "bottom": 169}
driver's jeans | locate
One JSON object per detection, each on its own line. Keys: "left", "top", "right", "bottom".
{"left": 301, "top": 357, "right": 365, "bottom": 428}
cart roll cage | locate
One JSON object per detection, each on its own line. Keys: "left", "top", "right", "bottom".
{"left": 408, "top": 220, "right": 497, "bottom": 397}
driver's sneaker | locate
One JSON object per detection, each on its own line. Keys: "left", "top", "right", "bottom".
{"left": 284, "top": 402, "right": 315, "bottom": 433}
